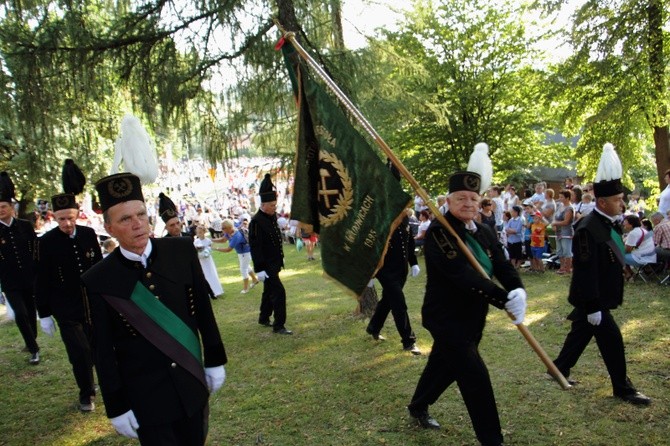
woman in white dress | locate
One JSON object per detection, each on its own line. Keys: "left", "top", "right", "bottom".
{"left": 194, "top": 225, "right": 224, "bottom": 297}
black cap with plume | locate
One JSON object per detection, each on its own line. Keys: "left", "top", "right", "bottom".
{"left": 158, "top": 192, "right": 179, "bottom": 223}
{"left": 62, "top": 159, "right": 86, "bottom": 195}
{"left": 259, "top": 173, "right": 277, "bottom": 203}
{"left": 94, "top": 173, "right": 144, "bottom": 212}
{"left": 0, "top": 172, "right": 15, "bottom": 203}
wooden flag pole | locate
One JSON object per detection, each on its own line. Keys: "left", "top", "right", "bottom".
{"left": 281, "top": 29, "right": 571, "bottom": 390}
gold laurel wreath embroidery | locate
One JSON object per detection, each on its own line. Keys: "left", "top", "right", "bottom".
{"left": 319, "top": 150, "right": 353, "bottom": 227}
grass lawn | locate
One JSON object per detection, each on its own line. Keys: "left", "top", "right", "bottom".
{"left": 1, "top": 243, "right": 668, "bottom": 445}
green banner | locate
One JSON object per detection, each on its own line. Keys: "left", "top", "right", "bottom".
{"left": 283, "top": 43, "right": 412, "bottom": 296}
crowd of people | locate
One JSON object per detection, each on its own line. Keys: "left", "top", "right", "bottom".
{"left": 410, "top": 169, "right": 670, "bottom": 280}
{"left": 1, "top": 148, "right": 668, "bottom": 446}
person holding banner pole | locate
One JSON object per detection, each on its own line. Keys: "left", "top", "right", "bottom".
{"left": 406, "top": 144, "right": 526, "bottom": 446}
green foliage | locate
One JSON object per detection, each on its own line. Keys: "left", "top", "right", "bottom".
{"left": 353, "top": 0, "right": 570, "bottom": 194}
{"left": 1, "top": 247, "right": 669, "bottom": 444}
{"left": 544, "top": 0, "right": 669, "bottom": 185}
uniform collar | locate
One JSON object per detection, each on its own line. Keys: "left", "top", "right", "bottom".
{"left": 119, "top": 239, "right": 153, "bottom": 267}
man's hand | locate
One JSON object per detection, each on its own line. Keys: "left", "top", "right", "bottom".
{"left": 256, "top": 271, "right": 269, "bottom": 282}
{"left": 40, "top": 317, "right": 57, "bottom": 337}
{"left": 504, "top": 288, "right": 527, "bottom": 325}
{"left": 587, "top": 311, "right": 602, "bottom": 326}
{"left": 205, "top": 365, "right": 226, "bottom": 394}
{"left": 110, "top": 410, "right": 139, "bottom": 439}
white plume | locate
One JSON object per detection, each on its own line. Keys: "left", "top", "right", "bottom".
{"left": 467, "top": 142, "right": 493, "bottom": 194}
{"left": 111, "top": 115, "right": 159, "bottom": 185}
{"left": 595, "top": 142, "right": 622, "bottom": 182}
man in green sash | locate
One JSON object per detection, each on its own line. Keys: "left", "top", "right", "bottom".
{"left": 552, "top": 143, "right": 651, "bottom": 406}
{"left": 406, "top": 144, "right": 527, "bottom": 446}
{"left": 82, "top": 172, "right": 227, "bottom": 445}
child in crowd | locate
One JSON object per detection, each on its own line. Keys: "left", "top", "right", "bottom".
{"left": 530, "top": 211, "right": 548, "bottom": 273}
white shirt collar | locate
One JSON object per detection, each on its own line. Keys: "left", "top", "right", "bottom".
{"left": 465, "top": 220, "right": 478, "bottom": 233}
{"left": 0, "top": 217, "right": 14, "bottom": 227}
{"left": 594, "top": 207, "right": 619, "bottom": 224}
{"left": 119, "top": 239, "right": 153, "bottom": 267}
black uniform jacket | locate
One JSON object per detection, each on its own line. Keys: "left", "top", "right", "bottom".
{"left": 0, "top": 218, "right": 36, "bottom": 291}
{"left": 568, "top": 210, "right": 625, "bottom": 316}
{"left": 82, "top": 237, "right": 227, "bottom": 425}
{"left": 421, "top": 212, "right": 523, "bottom": 341}
{"left": 249, "top": 210, "right": 284, "bottom": 274}
{"left": 36, "top": 225, "right": 102, "bottom": 321}
{"left": 377, "top": 216, "right": 418, "bottom": 280}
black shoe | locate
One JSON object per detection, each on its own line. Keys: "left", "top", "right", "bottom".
{"left": 79, "top": 399, "right": 95, "bottom": 412}
{"left": 366, "top": 326, "right": 385, "bottom": 341}
{"left": 614, "top": 391, "right": 652, "bottom": 406}
{"left": 403, "top": 344, "right": 422, "bottom": 355}
{"left": 29, "top": 352, "right": 40, "bottom": 365}
{"left": 259, "top": 320, "right": 272, "bottom": 327}
{"left": 408, "top": 408, "right": 440, "bottom": 429}
{"left": 274, "top": 328, "right": 293, "bottom": 335}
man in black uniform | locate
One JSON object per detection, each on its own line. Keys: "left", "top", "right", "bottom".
{"left": 249, "top": 173, "right": 292, "bottom": 334}
{"left": 552, "top": 143, "right": 651, "bottom": 405}
{"left": 366, "top": 162, "right": 421, "bottom": 354}
{"left": 36, "top": 192, "right": 102, "bottom": 411}
{"left": 407, "top": 165, "right": 526, "bottom": 446}
{"left": 0, "top": 171, "right": 40, "bottom": 364}
{"left": 158, "top": 192, "right": 190, "bottom": 237}
{"left": 82, "top": 173, "right": 227, "bottom": 445}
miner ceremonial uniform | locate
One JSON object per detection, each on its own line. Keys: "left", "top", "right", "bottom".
{"left": 36, "top": 212, "right": 102, "bottom": 408}
{"left": 552, "top": 143, "right": 651, "bottom": 406}
{"left": 0, "top": 171, "right": 39, "bottom": 362}
{"left": 367, "top": 216, "right": 421, "bottom": 352}
{"left": 407, "top": 151, "right": 527, "bottom": 446}
{"left": 83, "top": 172, "right": 227, "bottom": 445}
{"left": 249, "top": 173, "right": 291, "bottom": 334}
{"left": 0, "top": 215, "right": 39, "bottom": 356}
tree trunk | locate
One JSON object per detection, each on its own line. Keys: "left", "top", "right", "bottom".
{"left": 647, "top": 0, "right": 670, "bottom": 186}
{"left": 276, "top": 0, "right": 300, "bottom": 33}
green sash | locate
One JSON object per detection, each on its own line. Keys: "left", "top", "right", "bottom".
{"left": 465, "top": 232, "right": 493, "bottom": 278}
{"left": 610, "top": 228, "right": 626, "bottom": 256}
{"left": 130, "top": 282, "right": 202, "bottom": 364}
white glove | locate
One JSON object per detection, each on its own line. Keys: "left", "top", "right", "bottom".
{"left": 410, "top": 265, "right": 421, "bottom": 277}
{"left": 504, "top": 288, "right": 527, "bottom": 325}
{"left": 110, "top": 410, "right": 139, "bottom": 439}
{"left": 367, "top": 279, "right": 376, "bottom": 288}
{"left": 256, "top": 271, "right": 269, "bottom": 282}
{"left": 587, "top": 311, "right": 602, "bottom": 326}
{"left": 40, "top": 317, "right": 57, "bottom": 337}
{"left": 205, "top": 365, "right": 226, "bottom": 394}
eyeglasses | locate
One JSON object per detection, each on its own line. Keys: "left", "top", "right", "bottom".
{"left": 483, "top": 204, "right": 492, "bottom": 207}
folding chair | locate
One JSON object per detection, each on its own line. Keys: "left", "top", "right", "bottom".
{"left": 631, "top": 263, "right": 664, "bottom": 283}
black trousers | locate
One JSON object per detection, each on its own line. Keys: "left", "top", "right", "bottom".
{"left": 259, "top": 274, "right": 286, "bottom": 330}
{"left": 368, "top": 274, "right": 416, "bottom": 348}
{"left": 409, "top": 334, "right": 503, "bottom": 446}
{"left": 137, "top": 406, "right": 206, "bottom": 446}
{"left": 4, "top": 288, "right": 39, "bottom": 354}
{"left": 553, "top": 309, "right": 636, "bottom": 395}
{"left": 57, "top": 319, "right": 95, "bottom": 402}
